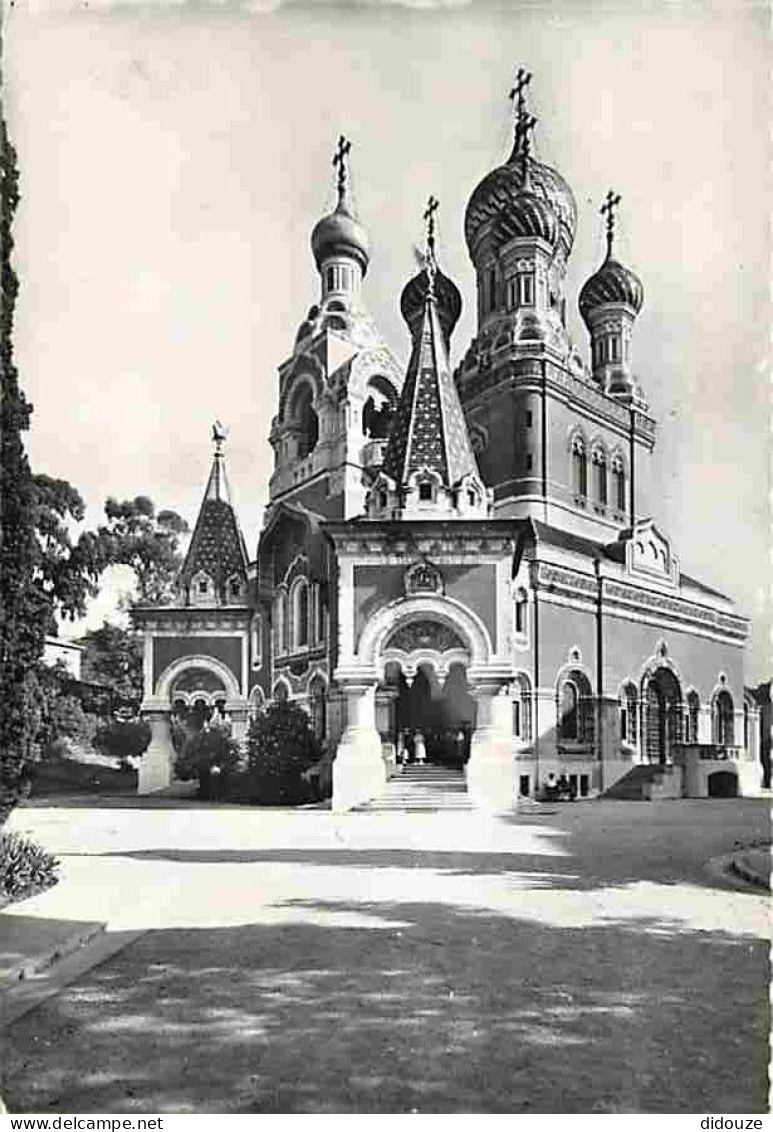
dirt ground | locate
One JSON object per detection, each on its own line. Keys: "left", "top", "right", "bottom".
{"left": 1, "top": 798, "right": 769, "bottom": 1113}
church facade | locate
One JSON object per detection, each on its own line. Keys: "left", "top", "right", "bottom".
{"left": 133, "top": 78, "right": 760, "bottom": 810}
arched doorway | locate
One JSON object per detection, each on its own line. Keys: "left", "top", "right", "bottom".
{"left": 385, "top": 661, "right": 476, "bottom": 766}
{"left": 642, "top": 667, "right": 682, "bottom": 765}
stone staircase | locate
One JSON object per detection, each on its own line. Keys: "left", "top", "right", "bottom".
{"left": 602, "top": 763, "right": 680, "bottom": 801}
{"left": 353, "top": 763, "right": 472, "bottom": 812}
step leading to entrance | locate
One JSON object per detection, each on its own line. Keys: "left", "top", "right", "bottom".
{"left": 353, "top": 764, "right": 472, "bottom": 812}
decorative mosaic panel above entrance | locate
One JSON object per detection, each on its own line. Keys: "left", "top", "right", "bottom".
{"left": 385, "top": 620, "right": 465, "bottom": 654}
{"left": 404, "top": 559, "right": 444, "bottom": 596}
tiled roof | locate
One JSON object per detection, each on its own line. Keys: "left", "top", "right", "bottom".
{"left": 181, "top": 453, "right": 248, "bottom": 586}
{"left": 382, "top": 289, "right": 479, "bottom": 489}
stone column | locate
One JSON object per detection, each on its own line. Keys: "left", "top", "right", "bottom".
{"left": 138, "top": 709, "right": 174, "bottom": 795}
{"left": 332, "top": 682, "right": 386, "bottom": 812}
{"left": 698, "top": 704, "right": 713, "bottom": 745}
{"left": 376, "top": 686, "right": 399, "bottom": 778}
{"left": 467, "top": 682, "right": 514, "bottom": 812}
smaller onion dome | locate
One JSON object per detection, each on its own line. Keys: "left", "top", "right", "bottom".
{"left": 401, "top": 196, "right": 462, "bottom": 345}
{"left": 311, "top": 195, "right": 371, "bottom": 275}
{"left": 579, "top": 256, "right": 643, "bottom": 325}
{"left": 400, "top": 262, "right": 462, "bottom": 344}
{"left": 579, "top": 191, "right": 644, "bottom": 325}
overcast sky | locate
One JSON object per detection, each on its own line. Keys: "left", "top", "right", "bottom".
{"left": 4, "top": 0, "right": 769, "bottom": 680}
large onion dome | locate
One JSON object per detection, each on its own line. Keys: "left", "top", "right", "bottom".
{"left": 579, "top": 254, "right": 644, "bottom": 325}
{"left": 311, "top": 192, "right": 371, "bottom": 276}
{"left": 464, "top": 154, "right": 576, "bottom": 263}
{"left": 400, "top": 261, "right": 462, "bottom": 345}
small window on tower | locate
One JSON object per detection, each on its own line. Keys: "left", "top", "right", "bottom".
{"left": 467, "top": 489, "right": 476, "bottom": 506}
{"left": 378, "top": 490, "right": 388, "bottom": 509}
{"left": 198, "top": 580, "right": 208, "bottom": 595}
{"left": 521, "top": 275, "right": 535, "bottom": 306}
{"left": 611, "top": 337, "right": 620, "bottom": 362}
{"left": 327, "top": 266, "right": 335, "bottom": 292}
{"left": 526, "top": 454, "right": 533, "bottom": 472}
{"left": 419, "top": 482, "right": 433, "bottom": 502}
{"left": 526, "top": 410, "right": 533, "bottom": 428}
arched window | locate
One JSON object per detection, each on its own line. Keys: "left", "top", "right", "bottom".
{"left": 292, "top": 579, "right": 309, "bottom": 650}
{"left": 611, "top": 458, "right": 626, "bottom": 513}
{"left": 273, "top": 592, "right": 286, "bottom": 657}
{"left": 251, "top": 614, "right": 262, "bottom": 669}
{"left": 713, "top": 690, "right": 735, "bottom": 746}
{"left": 512, "top": 676, "right": 532, "bottom": 742}
{"left": 289, "top": 384, "right": 319, "bottom": 460}
{"left": 519, "top": 273, "right": 535, "bottom": 307}
{"left": 514, "top": 589, "right": 528, "bottom": 636}
{"left": 273, "top": 682, "right": 289, "bottom": 705}
{"left": 249, "top": 686, "right": 264, "bottom": 721}
{"left": 571, "top": 435, "right": 587, "bottom": 499}
{"left": 620, "top": 682, "right": 638, "bottom": 744}
{"left": 560, "top": 681, "right": 578, "bottom": 740}
{"left": 685, "top": 690, "right": 700, "bottom": 743}
{"left": 592, "top": 449, "right": 607, "bottom": 506}
{"left": 559, "top": 671, "right": 593, "bottom": 743}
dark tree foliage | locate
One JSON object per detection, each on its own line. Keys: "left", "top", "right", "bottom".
{"left": 174, "top": 726, "right": 241, "bottom": 799}
{"left": 80, "top": 620, "right": 144, "bottom": 705}
{"left": 93, "top": 717, "right": 151, "bottom": 769}
{"left": 97, "top": 496, "right": 188, "bottom": 606}
{"left": 246, "top": 701, "right": 322, "bottom": 805}
{"left": 24, "top": 661, "right": 96, "bottom": 762}
{"left": 0, "top": 109, "right": 49, "bottom": 822}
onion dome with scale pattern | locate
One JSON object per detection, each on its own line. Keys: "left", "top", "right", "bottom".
{"left": 464, "top": 71, "right": 576, "bottom": 263}
{"left": 579, "top": 252, "right": 644, "bottom": 326}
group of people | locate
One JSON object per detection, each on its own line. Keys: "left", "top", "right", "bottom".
{"left": 396, "top": 727, "right": 470, "bottom": 766}
{"left": 542, "top": 772, "right": 578, "bottom": 802}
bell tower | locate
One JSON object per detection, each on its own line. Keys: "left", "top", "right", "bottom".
{"left": 266, "top": 137, "right": 403, "bottom": 522}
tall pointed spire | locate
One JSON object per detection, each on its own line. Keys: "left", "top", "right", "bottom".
{"left": 180, "top": 424, "right": 249, "bottom": 604}
{"left": 376, "top": 253, "right": 486, "bottom": 520}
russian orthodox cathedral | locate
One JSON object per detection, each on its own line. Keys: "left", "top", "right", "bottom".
{"left": 134, "top": 73, "right": 760, "bottom": 810}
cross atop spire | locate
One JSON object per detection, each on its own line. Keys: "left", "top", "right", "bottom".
{"left": 509, "top": 66, "right": 532, "bottom": 125}
{"left": 600, "top": 189, "right": 622, "bottom": 257}
{"left": 423, "top": 195, "right": 439, "bottom": 263}
{"left": 333, "top": 134, "right": 352, "bottom": 199}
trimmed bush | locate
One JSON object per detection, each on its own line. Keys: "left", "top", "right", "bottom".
{"left": 93, "top": 717, "right": 151, "bottom": 769}
{"left": 246, "top": 701, "right": 323, "bottom": 805}
{"left": 0, "top": 831, "right": 59, "bottom": 906}
{"left": 174, "top": 726, "right": 241, "bottom": 799}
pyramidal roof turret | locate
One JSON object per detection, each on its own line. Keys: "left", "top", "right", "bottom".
{"left": 368, "top": 205, "right": 488, "bottom": 521}
{"left": 180, "top": 422, "right": 249, "bottom": 603}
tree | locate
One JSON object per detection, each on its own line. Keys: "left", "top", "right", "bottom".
{"left": 0, "top": 102, "right": 49, "bottom": 822}
{"left": 96, "top": 496, "right": 188, "bottom": 606}
{"left": 24, "top": 662, "right": 96, "bottom": 762}
{"left": 80, "top": 621, "right": 143, "bottom": 706}
{"left": 93, "top": 717, "right": 151, "bottom": 770}
{"left": 246, "top": 701, "right": 323, "bottom": 804}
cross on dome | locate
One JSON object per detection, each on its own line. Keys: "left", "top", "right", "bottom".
{"left": 333, "top": 135, "right": 352, "bottom": 198}
{"left": 600, "top": 189, "right": 622, "bottom": 257}
{"left": 509, "top": 67, "right": 532, "bottom": 124}
{"left": 423, "top": 194, "right": 439, "bottom": 261}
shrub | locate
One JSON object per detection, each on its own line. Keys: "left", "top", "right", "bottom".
{"left": 93, "top": 717, "right": 151, "bottom": 769}
{"left": 0, "top": 831, "right": 59, "bottom": 906}
{"left": 246, "top": 701, "right": 323, "bottom": 805}
{"left": 174, "top": 726, "right": 241, "bottom": 799}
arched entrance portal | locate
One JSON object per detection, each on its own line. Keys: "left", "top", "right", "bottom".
{"left": 643, "top": 667, "right": 682, "bottom": 765}
{"left": 386, "top": 661, "right": 476, "bottom": 766}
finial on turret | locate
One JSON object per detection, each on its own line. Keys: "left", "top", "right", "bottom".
{"left": 509, "top": 67, "right": 532, "bottom": 132}
{"left": 212, "top": 420, "right": 227, "bottom": 457}
{"left": 423, "top": 194, "right": 439, "bottom": 263}
{"left": 332, "top": 134, "right": 352, "bottom": 201}
{"left": 600, "top": 189, "right": 622, "bottom": 259}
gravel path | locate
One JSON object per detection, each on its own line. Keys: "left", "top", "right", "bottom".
{"left": 1, "top": 799, "right": 769, "bottom": 1113}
